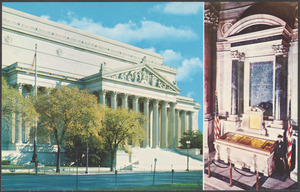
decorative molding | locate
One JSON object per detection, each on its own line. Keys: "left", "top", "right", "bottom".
{"left": 231, "top": 50, "right": 245, "bottom": 60}
{"left": 221, "top": 23, "right": 233, "bottom": 36}
{"left": 204, "top": 6, "right": 219, "bottom": 26}
{"left": 4, "top": 35, "right": 12, "bottom": 44}
{"left": 108, "top": 68, "right": 174, "bottom": 91}
{"left": 56, "top": 48, "right": 63, "bottom": 56}
{"left": 272, "top": 44, "right": 289, "bottom": 57}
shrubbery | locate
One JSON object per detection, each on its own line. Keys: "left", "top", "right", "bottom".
{"left": 1, "top": 160, "right": 11, "bottom": 165}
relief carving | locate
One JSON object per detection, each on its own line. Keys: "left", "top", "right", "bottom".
{"left": 109, "top": 68, "right": 172, "bottom": 91}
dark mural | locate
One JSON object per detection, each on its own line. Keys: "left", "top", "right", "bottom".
{"left": 250, "top": 61, "right": 273, "bottom": 114}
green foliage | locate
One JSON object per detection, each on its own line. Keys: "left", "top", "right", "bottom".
{"left": 1, "top": 77, "right": 38, "bottom": 130}
{"left": 34, "top": 86, "right": 103, "bottom": 172}
{"left": 179, "top": 130, "right": 203, "bottom": 150}
{"left": 1, "top": 160, "right": 11, "bottom": 165}
{"left": 101, "top": 107, "right": 146, "bottom": 170}
{"left": 102, "top": 107, "right": 146, "bottom": 151}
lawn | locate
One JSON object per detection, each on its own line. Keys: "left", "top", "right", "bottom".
{"left": 97, "top": 183, "right": 202, "bottom": 191}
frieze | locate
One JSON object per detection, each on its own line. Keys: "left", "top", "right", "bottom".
{"left": 108, "top": 68, "right": 173, "bottom": 91}
{"left": 2, "top": 15, "right": 162, "bottom": 66}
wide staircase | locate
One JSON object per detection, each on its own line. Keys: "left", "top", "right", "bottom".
{"left": 120, "top": 148, "right": 203, "bottom": 171}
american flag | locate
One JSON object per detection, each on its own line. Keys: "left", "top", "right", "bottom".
{"left": 214, "top": 91, "right": 220, "bottom": 139}
{"left": 287, "top": 98, "right": 293, "bottom": 168}
{"left": 32, "top": 51, "right": 36, "bottom": 68}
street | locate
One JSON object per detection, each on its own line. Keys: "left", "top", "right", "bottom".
{"left": 2, "top": 171, "right": 202, "bottom": 191}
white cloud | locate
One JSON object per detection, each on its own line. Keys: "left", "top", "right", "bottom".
{"left": 154, "top": 2, "right": 203, "bottom": 15}
{"left": 57, "top": 13, "right": 197, "bottom": 44}
{"left": 187, "top": 91, "right": 195, "bottom": 98}
{"left": 176, "top": 57, "right": 203, "bottom": 81}
{"left": 40, "top": 15, "right": 51, "bottom": 20}
{"left": 160, "top": 49, "right": 182, "bottom": 67}
{"left": 144, "top": 47, "right": 157, "bottom": 53}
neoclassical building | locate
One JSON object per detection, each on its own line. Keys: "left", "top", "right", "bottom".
{"left": 2, "top": 6, "right": 200, "bottom": 154}
{"left": 204, "top": 2, "right": 298, "bottom": 181}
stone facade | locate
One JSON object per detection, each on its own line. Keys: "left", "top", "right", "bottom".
{"left": 2, "top": 6, "right": 200, "bottom": 156}
{"left": 204, "top": 1, "right": 298, "bottom": 181}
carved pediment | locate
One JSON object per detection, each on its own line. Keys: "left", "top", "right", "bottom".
{"left": 105, "top": 65, "right": 179, "bottom": 93}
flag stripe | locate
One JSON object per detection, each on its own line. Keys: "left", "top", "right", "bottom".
{"left": 214, "top": 92, "right": 219, "bottom": 139}
{"left": 287, "top": 99, "right": 293, "bottom": 167}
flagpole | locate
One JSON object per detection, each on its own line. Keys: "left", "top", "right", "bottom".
{"left": 35, "top": 44, "right": 37, "bottom": 96}
{"left": 31, "top": 44, "right": 38, "bottom": 175}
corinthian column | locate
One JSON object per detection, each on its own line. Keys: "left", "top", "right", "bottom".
{"left": 15, "top": 83, "right": 23, "bottom": 144}
{"left": 143, "top": 98, "right": 150, "bottom": 148}
{"left": 152, "top": 99, "right": 159, "bottom": 148}
{"left": 100, "top": 89, "right": 107, "bottom": 105}
{"left": 189, "top": 111, "right": 194, "bottom": 131}
{"left": 181, "top": 110, "right": 187, "bottom": 135}
{"left": 175, "top": 109, "right": 180, "bottom": 148}
{"left": 170, "top": 103, "right": 176, "bottom": 148}
{"left": 161, "top": 101, "right": 167, "bottom": 148}
{"left": 122, "top": 93, "right": 128, "bottom": 109}
{"left": 132, "top": 95, "right": 139, "bottom": 112}
{"left": 272, "top": 44, "right": 289, "bottom": 122}
{"left": 111, "top": 91, "right": 117, "bottom": 109}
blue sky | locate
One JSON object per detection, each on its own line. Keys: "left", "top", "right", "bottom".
{"left": 3, "top": 2, "right": 204, "bottom": 132}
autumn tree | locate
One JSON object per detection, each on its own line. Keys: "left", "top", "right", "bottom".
{"left": 2, "top": 77, "right": 38, "bottom": 139}
{"left": 102, "top": 107, "right": 146, "bottom": 171}
{"left": 34, "top": 86, "right": 103, "bottom": 172}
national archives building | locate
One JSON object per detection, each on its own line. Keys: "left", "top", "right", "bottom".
{"left": 2, "top": 6, "right": 201, "bottom": 153}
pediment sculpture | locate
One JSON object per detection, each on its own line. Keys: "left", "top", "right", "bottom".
{"left": 108, "top": 68, "right": 173, "bottom": 91}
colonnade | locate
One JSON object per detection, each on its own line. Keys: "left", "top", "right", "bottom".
{"left": 99, "top": 89, "right": 195, "bottom": 148}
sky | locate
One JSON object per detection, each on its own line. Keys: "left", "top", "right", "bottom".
{"left": 3, "top": 2, "right": 204, "bottom": 132}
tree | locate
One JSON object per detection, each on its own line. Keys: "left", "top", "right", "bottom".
{"left": 2, "top": 77, "right": 38, "bottom": 138}
{"left": 34, "top": 86, "right": 103, "bottom": 172}
{"left": 102, "top": 107, "right": 146, "bottom": 171}
{"left": 179, "top": 130, "right": 203, "bottom": 151}
{"left": 64, "top": 104, "right": 106, "bottom": 167}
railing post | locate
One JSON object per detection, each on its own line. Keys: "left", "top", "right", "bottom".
{"left": 256, "top": 170, "right": 259, "bottom": 190}
{"left": 208, "top": 157, "right": 211, "bottom": 178}
{"left": 229, "top": 162, "right": 233, "bottom": 187}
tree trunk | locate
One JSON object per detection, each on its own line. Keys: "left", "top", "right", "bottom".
{"left": 56, "top": 145, "right": 61, "bottom": 172}
{"left": 110, "top": 150, "right": 115, "bottom": 171}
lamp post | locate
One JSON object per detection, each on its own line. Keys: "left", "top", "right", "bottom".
{"left": 85, "top": 140, "right": 89, "bottom": 174}
{"left": 153, "top": 158, "right": 157, "bottom": 186}
{"left": 186, "top": 140, "right": 190, "bottom": 171}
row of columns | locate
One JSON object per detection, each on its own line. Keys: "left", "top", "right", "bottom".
{"left": 99, "top": 90, "right": 195, "bottom": 148}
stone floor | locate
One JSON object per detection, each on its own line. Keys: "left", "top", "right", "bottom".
{"left": 204, "top": 152, "right": 298, "bottom": 190}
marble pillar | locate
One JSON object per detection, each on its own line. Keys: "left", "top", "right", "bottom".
{"left": 15, "top": 84, "right": 23, "bottom": 144}
{"left": 122, "top": 93, "right": 128, "bottom": 109}
{"left": 204, "top": 3, "right": 219, "bottom": 154}
{"left": 272, "top": 44, "right": 288, "bottom": 122}
{"left": 175, "top": 109, "right": 180, "bottom": 148}
{"left": 181, "top": 110, "right": 187, "bottom": 135}
{"left": 189, "top": 112, "right": 194, "bottom": 131}
{"left": 230, "top": 50, "right": 239, "bottom": 117}
{"left": 132, "top": 95, "right": 139, "bottom": 112}
{"left": 170, "top": 103, "right": 176, "bottom": 148}
{"left": 152, "top": 99, "right": 159, "bottom": 148}
{"left": 143, "top": 98, "right": 150, "bottom": 147}
{"left": 161, "top": 101, "right": 167, "bottom": 148}
{"left": 100, "top": 90, "right": 106, "bottom": 105}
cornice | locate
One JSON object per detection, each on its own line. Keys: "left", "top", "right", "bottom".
{"left": 2, "top": 6, "right": 163, "bottom": 66}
